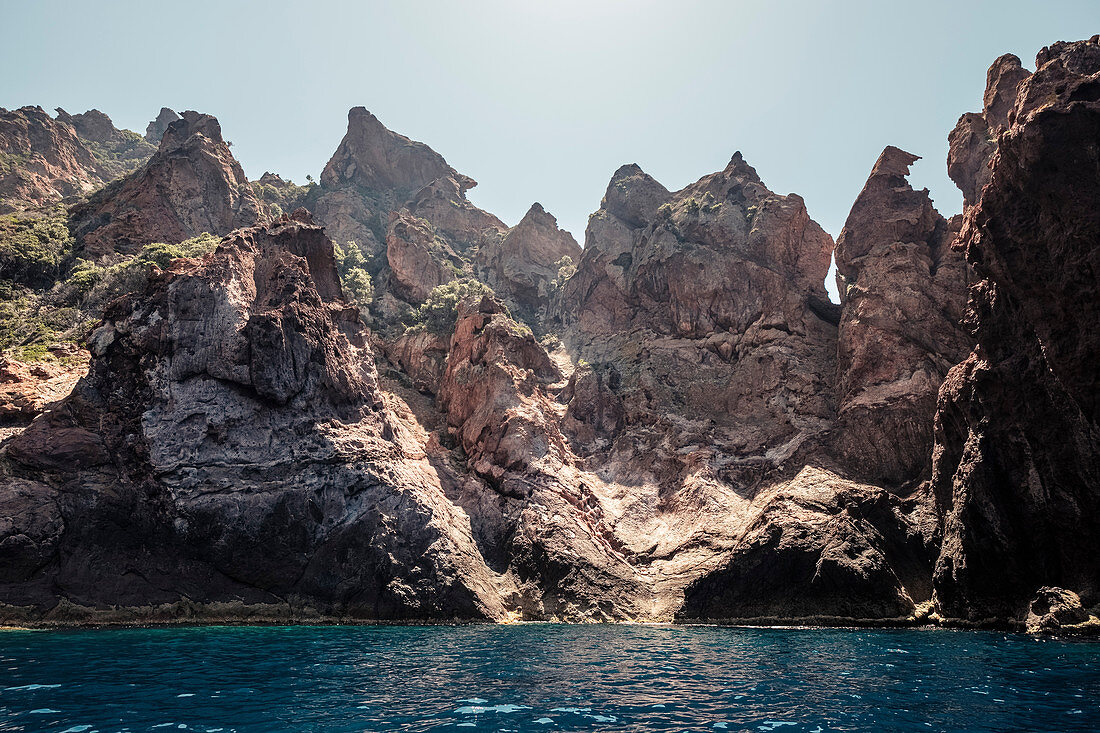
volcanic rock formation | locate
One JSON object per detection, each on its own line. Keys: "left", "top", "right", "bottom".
{"left": 311, "top": 107, "right": 468, "bottom": 262}
{"left": 55, "top": 107, "right": 157, "bottom": 180}
{"left": 71, "top": 111, "right": 265, "bottom": 259}
{"left": 947, "top": 54, "right": 1032, "bottom": 208}
{"left": 931, "top": 37, "right": 1100, "bottom": 624}
{"left": 559, "top": 153, "right": 838, "bottom": 468}
{"left": 833, "top": 147, "right": 971, "bottom": 487}
{"left": 2, "top": 38, "right": 1098, "bottom": 630}
{"left": 476, "top": 202, "right": 581, "bottom": 319}
{"left": 0, "top": 106, "right": 108, "bottom": 212}
{"left": 145, "top": 107, "right": 180, "bottom": 144}
{"left": 311, "top": 107, "right": 578, "bottom": 324}
{"left": 0, "top": 348, "right": 87, "bottom": 429}
{"left": 0, "top": 213, "right": 506, "bottom": 622}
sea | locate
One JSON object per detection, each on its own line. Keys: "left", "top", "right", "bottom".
{"left": 0, "top": 624, "right": 1098, "bottom": 732}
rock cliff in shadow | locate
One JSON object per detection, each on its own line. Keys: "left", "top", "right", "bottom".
{"left": 0, "top": 213, "right": 506, "bottom": 623}
{"left": 931, "top": 37, "right": 1100, "bottom": 627}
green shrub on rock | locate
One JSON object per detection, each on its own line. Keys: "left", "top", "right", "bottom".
{"left": 412, "top": 279, "right": 498, "bottom": 335}
{"left": 0, "top": 210, "right": 73, "bottom": 287}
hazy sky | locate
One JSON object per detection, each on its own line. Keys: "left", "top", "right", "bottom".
{"left": 3, "top": 0, "right": 1097, "bottom": 299}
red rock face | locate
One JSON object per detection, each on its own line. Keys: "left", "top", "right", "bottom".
{"left": 833, "top": 147, "right": 971, "bottom": 487}
{"left": 0, "top": 350, "right": 88, "bottom": 428}
{"left": 384, "top": 210, "right": 464, "bottom": 303}
{"left": 439, "top": 295, "right": 566, "bottom": 479}
{"left": 320, "top": 107, "right": 455, "bottom": 193}
{"left": 560, "top": 153, "right": 837, "bottom": 465}
{"left": 931, "top": 37, "right": 1100, "bottom": 621}
{"left": 71, "top": 111, "right": 265, "bottom": 258}
{"left": 947, "top": 54, "right": 1032, "bottom": 207}
{"left": 312, "top": 108, "right": 478, "bottom": 264}
{"left": 145, "top": 107, "right": 180, "bottom": 144}
{"left": 0, "top": 106, "right": 107, "bottom": 212}
{"left": 476, "top": 202, "right": 581, "bottom": 317}
{"left": 312, "top": 108, "right": 575, "bottom": 321}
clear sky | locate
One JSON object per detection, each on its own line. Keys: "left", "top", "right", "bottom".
{"left": 3, "top": 0, "right": 1097, "bottom": 299}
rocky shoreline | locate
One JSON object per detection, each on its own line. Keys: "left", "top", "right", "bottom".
{"left": 1, "top": 38, "right": 1098, "bottom": 634}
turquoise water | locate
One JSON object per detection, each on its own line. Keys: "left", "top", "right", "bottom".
{"left": 0, "top": 625, "right": 1097, "bottom": 732}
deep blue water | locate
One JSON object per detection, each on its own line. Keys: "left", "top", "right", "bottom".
{"left": 0, "top": 625, "right": 1098, "bottom": 732}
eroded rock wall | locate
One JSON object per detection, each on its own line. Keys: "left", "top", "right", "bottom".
{"left": 0, "top": 214, "right": 506, "bottom": 623}
{"left": 931, "top": 37, "right": 1100, "bottom": 622}
{"left": 833, "top": 147, "right": 971, "bottom": 487}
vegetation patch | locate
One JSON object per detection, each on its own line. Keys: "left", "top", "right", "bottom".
{"left": 0, "top": 209, "right": 73, "bottom": 287}
{"left": 410, "top": 279, "right": 498, "bottom": 335}
{"left": 333, "top": 240, "right": 374, "bottom": 316}
{"left": 83, "top": 130, "right": 156, "bottom": 180}
{"left": 1, "top": 229, "right": 220, "bottom": 361}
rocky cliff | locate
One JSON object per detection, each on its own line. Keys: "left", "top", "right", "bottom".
{"left": 55, "top": 108, "right": 157, "bottom": 181}
{"left": 1, "top": 38, "right": 1098, "bottom": 630}
{"left": 833, "top": 147, "right": 971, "bottom": 488}
{"left": 476, "top": 203, "right": 581, "bottom": 319}
{"left": 559, "top": 153, "right": 837, "bottom": 468}
{"left": 0, "top": 107, "right": 108, "bottom": 212}
{"left": 931, "top": 37, "right": 1100, "bottom": 627}
{"left": 71, "top": 111, "right": 265, "bottom": 259}
{"left": 145, "top": 107, "right": 180, "bottom": 144}
{"left": 310, "top": 108, "right": 578, "bottom": 326}
{"left": 0, "top": 214, "right": 508, "bottom": 623}
{"left": 0, "top": 107, "right": 157, "bottom": 214}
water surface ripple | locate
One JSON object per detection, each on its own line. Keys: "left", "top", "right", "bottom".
{"left": 0, "top": 624, "right": 1097, "bottom": 731}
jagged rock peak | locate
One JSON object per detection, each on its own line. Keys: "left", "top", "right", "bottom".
{"left": 869, "top": 145, "right": 920, "bottom": 179}
{"left": 257, "top": 171, "right": 287, "bottom": 185}
{"left": 160, "top": 110, "right": 227, "bottom": 150}
{"left": 71, "top": 109, "right": 264, "bottom": 258}
{"left": 982, "top": 54, "right": 1030, "bottom": 132}
{"left": 55, "top": 108, "right": 120, "bottom": 143}
{"left": 516, "top": 201, "right": 570, "bottom": 234}
{"left": 320, "top": 106, "right": 456, "bottom": 192}
{"left": 145, "top": 107, "right": 180, "bottom": 144}
{"left": 600, "top": 163, "right": 671, "bottom": 229}
{"left": 509, "top": 202, "right": 581, "bottom": 259}
{"left": 931, "top": 36, "right": 1100, "bottom": 624}
{"left": 722, "top": 150, "right": 763, "bottom": 183}
{"left": 835, "top": 146, "right": 937, "bottom": 278}
{"left": 947, "top": 54, "right": 1033, "bottom": 207}
{"left": 475, "top": 201, "right": 580, "bottom": 314}
{"left": 833, "top": 144, "right": 970, "bottom": 486}
{"left": 0, "top": 105, "right": 106, "bottom": 211}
